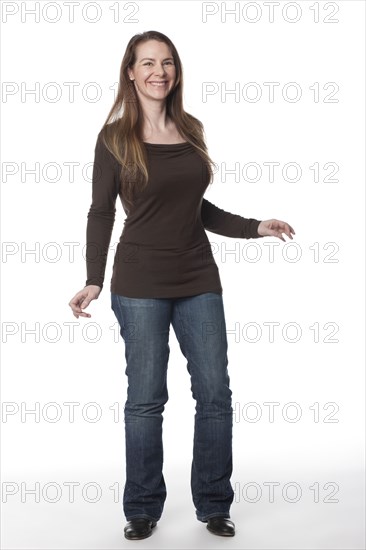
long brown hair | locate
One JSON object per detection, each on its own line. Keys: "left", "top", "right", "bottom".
{"left": 98, "top": 30, "right": 216, "bottom": 212}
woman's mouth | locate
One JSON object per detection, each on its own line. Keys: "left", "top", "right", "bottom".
{"left": 148, "top": 81, "right": 168, "bottom": 87}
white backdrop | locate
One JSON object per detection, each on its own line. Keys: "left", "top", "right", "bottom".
{"left": 1, "top": 1, "right": 365, "bottom": 549}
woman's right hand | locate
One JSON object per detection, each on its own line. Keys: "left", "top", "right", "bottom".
{"left": 68, "top": 285, "right": 102, "bottom": 318}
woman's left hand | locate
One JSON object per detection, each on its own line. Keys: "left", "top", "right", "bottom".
{"left": 257, "top": 219, "right": 295, "bottom": 242}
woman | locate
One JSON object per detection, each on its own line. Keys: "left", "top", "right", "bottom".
{"left": 69, "top": 30, "right": 295, "bottom": 541}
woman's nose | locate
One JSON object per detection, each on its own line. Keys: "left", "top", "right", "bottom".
{"left": 155, "top": 65, "right": 167, "bottom": 77}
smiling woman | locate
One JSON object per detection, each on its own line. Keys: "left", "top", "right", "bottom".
{"left": 68, "top": 29, "right": 295, "bottom": 542}
{"left": 129, "top": 45, "right": 176, "bottom": 103}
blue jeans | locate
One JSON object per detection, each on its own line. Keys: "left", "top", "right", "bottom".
{"left": 111, "top": 291, "right": 234, "bottom": 523}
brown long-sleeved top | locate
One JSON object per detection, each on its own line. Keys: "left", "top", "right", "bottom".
{"left": 85, "top": 131, "right": 263, "bottom": 298}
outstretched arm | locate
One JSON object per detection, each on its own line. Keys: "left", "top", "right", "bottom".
{"left": 201, "top": 198, "right": 263, "bottom": 239}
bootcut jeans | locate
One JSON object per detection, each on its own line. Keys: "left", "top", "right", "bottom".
{"left": 111, "top": 291, "right": 234, "bottom": 523}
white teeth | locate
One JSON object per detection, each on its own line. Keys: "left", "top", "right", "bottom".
{"left": 149, "top": 82, "right": 167, "bottom": 86}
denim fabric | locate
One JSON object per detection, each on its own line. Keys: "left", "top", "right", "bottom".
{"left": 111, "top": 291, "right": 234, "bottom": 523}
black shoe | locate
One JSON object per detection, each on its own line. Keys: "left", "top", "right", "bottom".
{"left": 124, "top": 518, "right": 157, "bottom": 540}
{"left": 206, "top": 516, "right": 235, "bottom": 537}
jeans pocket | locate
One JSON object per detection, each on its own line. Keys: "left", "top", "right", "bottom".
{"left": 112, "top": 292, "right": 154, "bottom": 308}
{"left": 111, "top": 293, "right": 155, "bottom": 343}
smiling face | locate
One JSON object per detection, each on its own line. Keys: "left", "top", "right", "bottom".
{"left": 127, "top": 39, "right": 176, "bottom": 102}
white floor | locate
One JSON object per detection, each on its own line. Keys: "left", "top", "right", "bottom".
{"left": 1, "top": 463, "right": 364, "bottom": 549}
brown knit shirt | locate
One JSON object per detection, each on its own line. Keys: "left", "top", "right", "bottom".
{"left": 85, "top": 131, "right": 263, "bottom": 298}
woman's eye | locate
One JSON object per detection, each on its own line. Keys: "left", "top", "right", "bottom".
{"left": 143, "top": 61, "right": 174, "bottom": 66}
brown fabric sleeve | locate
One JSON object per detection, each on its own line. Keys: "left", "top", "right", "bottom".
{"left": 201, "top": 198, "right": 263, "bottom": 239}
{"left": 85, "top": 133, "right": 119, "bottom": 290}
